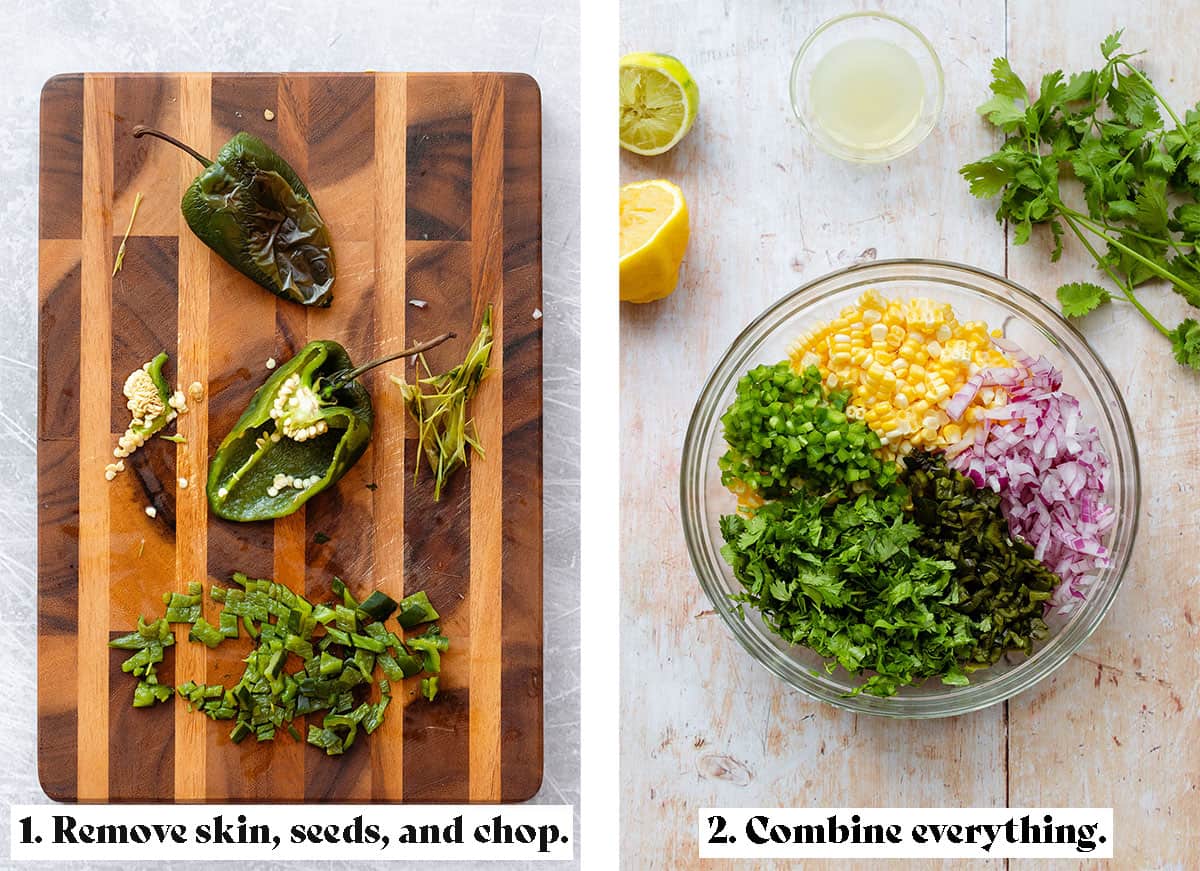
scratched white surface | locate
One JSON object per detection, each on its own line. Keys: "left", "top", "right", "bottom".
{"left": 0, "top": 1, "right": 580, "bottom": 868}
{"left": 621, "top": 0, "right": 1198, "bottom": 868}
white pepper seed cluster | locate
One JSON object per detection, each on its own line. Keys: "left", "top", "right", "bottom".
{"left": 266, "top": 472, "right": 322, "bottom": 498}
{"left": 109, "top": 362, "right": 191, "bottom": 477}
{"left": 270, "top": 373, "right": 330, "bottom": 442}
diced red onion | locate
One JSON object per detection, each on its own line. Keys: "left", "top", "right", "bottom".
{"left": 945, "top": 339, "right": 1114, "bottom": 614}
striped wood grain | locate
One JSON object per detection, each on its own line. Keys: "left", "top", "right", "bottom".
{"left": 37, "top": 71, "right": 543, "bottom": 803}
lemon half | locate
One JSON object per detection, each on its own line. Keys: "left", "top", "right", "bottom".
{"left": 619, "top": 53, "right": 699, "bottom": 156}
{"left": 620, "top": 179, "right": 689, "bottom": 303}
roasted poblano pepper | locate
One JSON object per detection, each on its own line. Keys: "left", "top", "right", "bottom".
{"left": 133, "top": 125, "right": 335, "bottom": 307}
{"left": 208, "top": 333, "right": 453, "bottom": 521}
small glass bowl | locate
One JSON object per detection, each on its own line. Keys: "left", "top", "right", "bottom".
{"left": 680, "top": 260, "right": 1140, "bottom": 718}
{"left": 790, "top": 11, "right": 944, "bottom": 163}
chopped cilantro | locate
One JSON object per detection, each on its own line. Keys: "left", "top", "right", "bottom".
{"left": 719, "top": 452, "right": 1060, "bottom": 697}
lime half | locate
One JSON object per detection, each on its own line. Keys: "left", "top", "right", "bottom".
{"left": 619, "top": 53, "right": 699, "bottom": 156}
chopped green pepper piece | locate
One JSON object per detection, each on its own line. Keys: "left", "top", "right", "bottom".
{"left": 350, "top": 632, "right": 386, "bottom": 653}
{"left": 395, "top": 590, "right": 440, "bottom": 628}
{"left": 319, "top": 651, "right": 344, "bottom": 677}
{"left": 323, "top": 627, "right": 351, "bottom": 647}
{"left": 331, "top": 576, "right": 358, "bottom": 609}
{"left": 218, "top": 610, "right": 240, "bottom": 638}
{"left": 421, "top": 676, "right": 439, "bottom": 701}
{"left": 285, "top": 634, "right": 314, "bottom": 660}
{"left": 357, "top": 590, "right": 399, "bottom": 622}
{"left": 407, "top": 624, "right": 450, "bottom": 674}
{"left": 164, "top": 586, "right": 203, "bottom": 623}
{"left": 188, "top": 617, "right": 224, "bottom": 648}
{"left": 134, "top": 680, "right": 174, "bottom": 707}
{"left": 109, "top": 615, "right": 174, "bottom": 649}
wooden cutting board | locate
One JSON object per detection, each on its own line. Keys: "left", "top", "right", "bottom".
{"left": 37, "top": 72, "right": 542, "bottom": 803}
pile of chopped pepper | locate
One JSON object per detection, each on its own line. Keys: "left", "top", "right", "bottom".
{"left": 110, "top": 574, "right": 448, "bottom": 755}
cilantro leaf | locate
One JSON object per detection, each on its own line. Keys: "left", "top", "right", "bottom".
{"left": 1171, "top": 203, "right": 1200, "bottom": 238}
{"left": 1101, "top": 30, "right": 1124, "bottom": 59}
{"left": 1169, "top": 318, "right": 1200, "bottom": 369}
{"left": 1061, "top": 69, "right": 1097, "bottom": 103}
{"left": 1036, "top": 70, "right": 1067, "bottom": 114}
{"left": 989, "top": 56, "right": 1028, "bottom": 100}
{"left": 977, "top": 94, "right": 1026, "bottom": 129}
{"left": 1109, "top": 70, "right": 1161, "bottom": 129}
{"left": 1057, "top": 281, "right": 1111, "bottom": 317}
{"left": 959, "top": 153, "right": 1020, "bottom": 198}
{"left": 1133, "top": 177, "right": 1169, "bottom": 235}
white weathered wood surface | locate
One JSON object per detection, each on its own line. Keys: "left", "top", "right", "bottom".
{"left": 620, "top": 1, "right": 1198, "bottom": 868}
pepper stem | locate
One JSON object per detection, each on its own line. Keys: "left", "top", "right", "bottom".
{"left": 132, "top": 125, "right": 213, "bottom": 168}
{"left": 324, "top": 332, "right": 456, "bottom": 394}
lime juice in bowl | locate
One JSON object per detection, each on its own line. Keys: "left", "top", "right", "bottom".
{"left": 791, "top": 11, "right": 944, "bottom": 162}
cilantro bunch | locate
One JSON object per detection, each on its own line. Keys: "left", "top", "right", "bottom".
{"left": 960, "top": 30, "right": 1200, "bottom": 369}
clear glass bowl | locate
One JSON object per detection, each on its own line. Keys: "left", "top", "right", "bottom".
{"left": 790, "top": 11, "right": 944, "bottom": 163}
{"left": 680, "top": 260, "right": 1140, "bottom": 718}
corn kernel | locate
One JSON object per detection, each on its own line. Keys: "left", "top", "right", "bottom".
{"left": 943, "top": 424, "right": 962, "bottom": 443}
{"left": 783, "top": 290, "right": 1012, "bottom": 456}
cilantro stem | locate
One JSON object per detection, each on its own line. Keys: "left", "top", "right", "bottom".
{"left": 1078, "top": 213, "right": 1169, "bottom": 248}
{"left": 1059, "top": 212, "right": 1170, "bottom": 335}
{"left": 1056, "top": 201, "right": 1200, "bottom": 305}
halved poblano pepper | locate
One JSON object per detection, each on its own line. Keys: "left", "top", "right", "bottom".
{"left": 207, "top": 333, "right": 452, "bottom": 522}
{"left": 132, "top": 126, "right": 336, "bottom": 307}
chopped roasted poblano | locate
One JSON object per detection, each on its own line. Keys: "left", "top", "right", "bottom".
{"left": 188, "top": 617, "right": 224, "bottom": 648}
{"left": 407, "top": 624, "right": 450, "bottom": 674}
{"left": 357, "top": 590, "right": 399, "bottom": 622}
{"left": 396, "top": 590, "right": 440, "bottom": 628}
{"left": 112, "top": 573, "right": 448, "bottom": 754}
